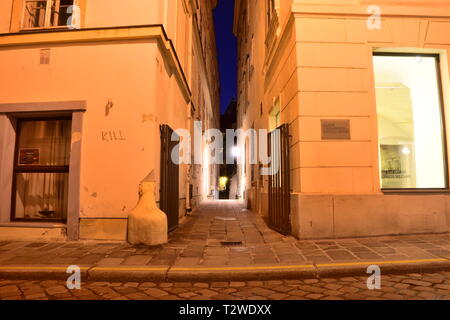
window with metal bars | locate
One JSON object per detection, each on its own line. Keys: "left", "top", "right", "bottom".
{"left": 22, "top": 0, "right": 76, "bottom": 29}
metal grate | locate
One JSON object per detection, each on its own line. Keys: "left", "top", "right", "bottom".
{"left": 268, "top": 123, "right": 291, "bottom": 235}
{"left": 220, "top": 241, "right": 243, "bottom": 247}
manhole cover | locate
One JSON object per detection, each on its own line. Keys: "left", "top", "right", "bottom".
{"left": 221, "top": 241, "right": 243, "bottom": 247}
{"left": 215, "top": 217, "right": 237, "bottom": 221}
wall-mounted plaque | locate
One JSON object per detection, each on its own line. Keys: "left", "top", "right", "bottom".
{"left": 321, "top": 120, "right": 351, "bottom": 140}
{"left": 19, "top": 148, "right": 40, "bottom": 165}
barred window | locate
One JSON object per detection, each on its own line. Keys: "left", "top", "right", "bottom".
{"left": 23, "top": 0, "right": 76, "bottom": 29}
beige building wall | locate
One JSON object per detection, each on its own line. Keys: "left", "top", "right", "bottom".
{"left": 235, "top": 0, "right": 450, "bottom": 239}
{"left": 0, "top": 0, "right": 220, "bottom": 241}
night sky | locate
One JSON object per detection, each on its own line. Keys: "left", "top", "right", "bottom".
{"left": 213, "top": 0, "right": 237, "bottom": 114}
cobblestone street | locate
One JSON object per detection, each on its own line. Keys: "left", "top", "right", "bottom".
{"left": 1, "top": 272, "right": 450, "bottom": 300}
{"left": 2, "top": 201, "right": 450, "bottom": 269}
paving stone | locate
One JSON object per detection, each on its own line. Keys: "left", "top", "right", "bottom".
{"left": 284, "top": 296, "right": 309, "bottom": 300}
{"left": 179, "top": 292, "right": 198, "bottom": 299}
{"left": 211, "top": 282, "right": 228, "bottom": 288}
{"left": 287, "top": 290, "right": 307, "bottom": 297}
{"left": 123, "top": 255, "right": 152, "bottom": 265}
{"left": 195, "top": 289, "right": 218, "bottom": 297}
{"left": 159, "top": 282, "right": 174, "bottom": 288}
{"left": 418, "top": 292, "right": 438, "bottom": 299}
{"left": 140, "top": 282, "right": 157, "bottom": 288}
{"left": 0, "top": 285, "right": 20, "bottom": 294}
{"left": 229, "top": 282, "right": 246, "bottom": 288}
{"left": 324, "top": 283, "right": 343, "bottom": 290}
{"left": 114, "top": 287, "right": 138, "bottom": 295}
{"left": 402, "top": 279, "right": 433, "bottom": 287}
{"left": 398, "top": 289, "right": 417, "bottom": 296}
{"left": 25, "top": 293, "right": 47, "bottom": 299}
{"left": 305, "top": 293, "right": 324, "bottom": 299}
{"left": 97, "top": 258, "right": 125, "bottom": 265}
{"left": 271, "top": 286, "right": 293, "bottom": 293}
{"left": 303, "top": 279, "right": 319, "bottom": 284}
{"left": 193, "top": 283, "right": 210, "bottom": 288}
{"left": 124, "top": 282, "right": 140, "bottom": 288}
{"left": 144, "top": 288, "right": 169, "bottom": 297}
{"left": 45, "top": 286, "right": 68, "bottom": 295}
{"left": 249, "top": 287, "right": 275, "bottom": 296}
{"left": 435, "top": 284, "right": 450, "bottom": 291}
{"left": 127, "top": 293, "right": 153, "bottom": 300}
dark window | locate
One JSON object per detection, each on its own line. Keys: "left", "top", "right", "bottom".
{"left": 23, "top": 0, "right": 75, "bottom": 29}
{"left": 12, "top": 118, "right": 72, "bottom": 222}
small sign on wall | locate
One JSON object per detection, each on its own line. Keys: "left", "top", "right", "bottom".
{"left": 321, "top": 120, "right": 351, "bottom": 140}
{"left": 19, "top": 148, "right": 40, "bottom": 165}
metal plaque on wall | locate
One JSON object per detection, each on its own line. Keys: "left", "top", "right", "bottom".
{"left": 321, "top": 120, "right": 351, "bottom": 140}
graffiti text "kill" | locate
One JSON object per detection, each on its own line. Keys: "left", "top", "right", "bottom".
{"left": 102, "top": 130, "right": 127, "bottom": 142}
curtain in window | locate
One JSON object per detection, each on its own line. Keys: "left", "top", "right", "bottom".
{"left": 14, "top": 119, "right": 71, "bottom": 221}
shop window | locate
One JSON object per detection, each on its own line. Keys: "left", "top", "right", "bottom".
{"left": 12, "top": 118, "right": 72, "bottom": 221}
{"left": 373, "top": 53, "right": 447, "bottom": 189}
{"left": 22, "top": 0, "right": 75, "bottom": 29}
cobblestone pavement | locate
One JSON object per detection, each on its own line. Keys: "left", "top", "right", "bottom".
{"left": 1, "top": 201, "right": 450, "bottom": 268}
{"left": 1, "top": 272, "right": 450, "bottom": 300}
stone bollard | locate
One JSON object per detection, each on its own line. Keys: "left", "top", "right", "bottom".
{"left": 127, "top": 176, "right": 168, "bottom": 246}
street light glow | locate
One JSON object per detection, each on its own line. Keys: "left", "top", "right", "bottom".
{"left": 232, "top": 146, "right": 240, "bottom": 158}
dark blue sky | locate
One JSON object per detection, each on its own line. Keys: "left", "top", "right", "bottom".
{"left": 213, "top": 0, "right": 237, "bottom": 114}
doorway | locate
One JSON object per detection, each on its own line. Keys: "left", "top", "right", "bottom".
{"left": 160, "top": 124, "right": 180, "bottom": 232}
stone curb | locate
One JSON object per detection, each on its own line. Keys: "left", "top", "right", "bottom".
{"left": 0, "top": 266, "right": 90, "bottom": 281}
{"left": 88, "top": 266, "right": 169, "bottom": 282}
{"left": 166, "top": 266, "right": 317, "bottom": 282}
{"left": 1, "top": 259, "right": 450, "bottom": 282}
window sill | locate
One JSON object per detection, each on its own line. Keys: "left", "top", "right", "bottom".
{"left": 382, "top": 189, "right": 450, "bottom": 194}
{"left": 19, "top": 26, "right": 73, "bottom": 33}
{"left": 0, "top": 222, "right": 66, "bottom": 228}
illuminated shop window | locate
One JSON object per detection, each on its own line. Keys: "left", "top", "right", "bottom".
{"left": 12, "top": 118, "right": 72, "bottom": 221}
{"left": 373, "top": 53, "right": 447, "bottom": 189}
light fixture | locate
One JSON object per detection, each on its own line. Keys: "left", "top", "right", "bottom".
{"left": 231, "top": 146, "right": 240, "bottom": 158}
{"left": 219, "top": 176, "right": 228, "bottom": 191}
{"left": 402, "top": 147, "right": 411, "bottom": 155}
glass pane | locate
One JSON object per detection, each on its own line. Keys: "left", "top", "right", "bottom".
{"left": 14, "top": 172, "right": 69, "bottom": 220}
{"left": 50, "top": 0, "right": 74, "bottom": 26}
{"left": 373, "top": 55, "right": 446, "bottom": 189}
{"left": 17, "top": 119, "right": 71, "bottom": 166}
{"left": 23, "top": 0, "right": 48, "bottom": 28}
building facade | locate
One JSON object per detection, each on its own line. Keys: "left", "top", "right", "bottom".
{"left": 0, "top": 0, "right": 220, "bottom": 241}
{"left": 234, "top": 0, "right": 450, "bottom": 239}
